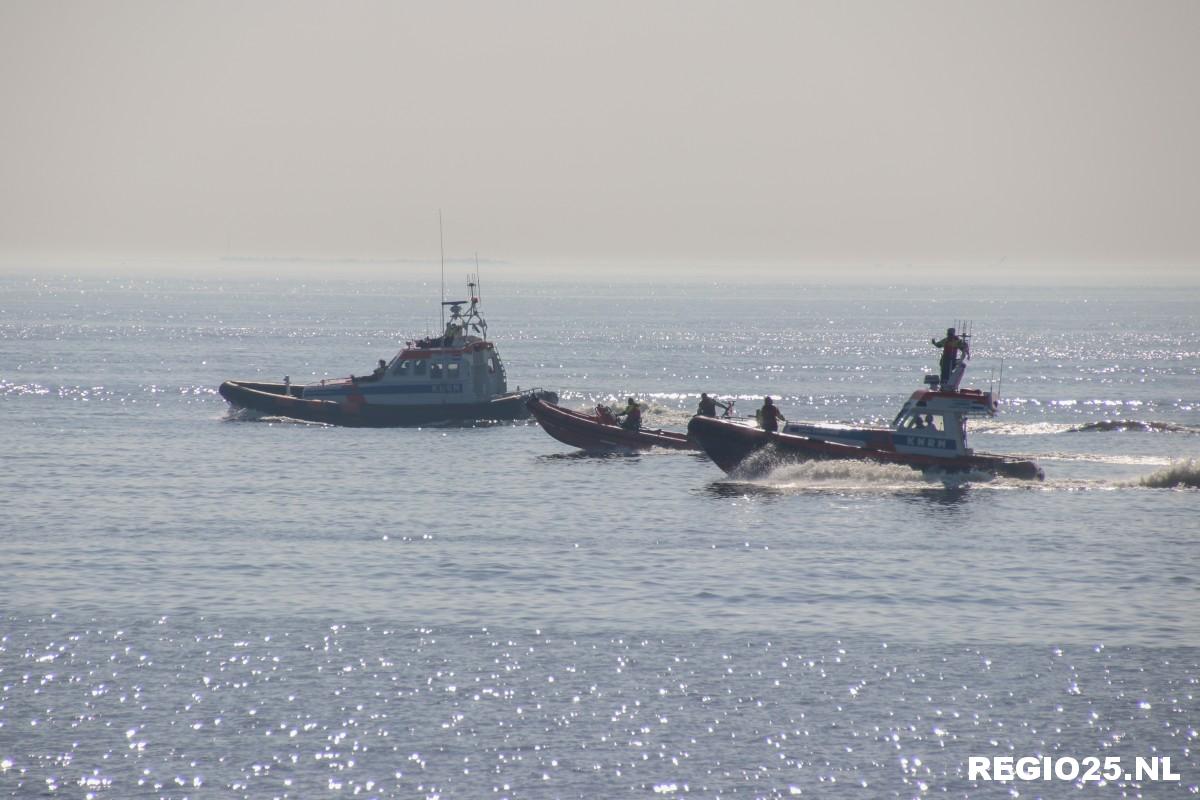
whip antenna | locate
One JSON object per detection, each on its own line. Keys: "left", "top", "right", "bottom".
{"left": 438, "top": 210, "right": 446, "bottom": 333}
{"left": 997, "top": 358, "right": 1005, "bottom": 406}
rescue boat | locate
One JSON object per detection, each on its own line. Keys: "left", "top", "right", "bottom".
{"left": 687, "top": 357, "right": 1044, "bottom": 480}
{"left": 527, "top": 397, "right": 700, "bottom": 451}
{"left": 219, "top": 282, "right": 556, "bottom": 426}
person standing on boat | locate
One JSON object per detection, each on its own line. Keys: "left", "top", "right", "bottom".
{"left": 697, "top": 392, "right": 730, "bottom": 418}
{"left": 616, "top": 397, "right": 642, "bottom": 431}
{"left": 931, "top": 327, "right": 969, "bottom": 387}
{"left": 758, "top": 396, "right": 786, "bottom": 432}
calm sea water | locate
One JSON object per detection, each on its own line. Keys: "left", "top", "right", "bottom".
{"left": 1, "top": 274, "right": 1198, "bottom": 797}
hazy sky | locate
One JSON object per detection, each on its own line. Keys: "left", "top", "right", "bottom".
{"left": 2, "top": 0, "right": 1198, "bottom": 281}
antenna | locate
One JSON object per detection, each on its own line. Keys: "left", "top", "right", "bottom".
{"left": 474, "top": 252, "right": 482, "bottom": 305}
{"left": 438, "top": 210, "right": 446, "bottom": 333}
{"left": 996, "top": 358, "right": 1005, "bottom": 407}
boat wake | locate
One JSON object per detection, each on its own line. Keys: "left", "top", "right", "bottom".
{"left": 1034, "top": 452, "right": 1173, "bottom": 466}
{"left": 538, "top": 450, "right": 641, "bottom": 462}
{"left": 1069, "top": 419, "right": 1198, "bottom": 434}
{"left": 1128, "top": 459, "right": 1200, "bottom": 489}
{"left": 972, "top": 420, "right": 1077, "bottom": 436}
{"left": 720, "top": 447, "right": 975, "bottom": 493}
{"left": 713, "top": 456, "right": 1200, "bottom": 496}
{"left": 221, "top": 407, "right": 325, "bottom": 425}
{"left": 753, "top": 460, "right": 933, "bottom": 489}
{"left": 974, "top": 419, "right": 1198, "bottom": 436}
{"left": 648, "top": 407, "right": 699, "bottom": 427}
{"left": 1041, "top": 460, "right": 1200, "bottom": 491}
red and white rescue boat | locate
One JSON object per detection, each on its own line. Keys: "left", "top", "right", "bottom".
{"left": 688, "top": 357, "right": 1043, "bottom": 480}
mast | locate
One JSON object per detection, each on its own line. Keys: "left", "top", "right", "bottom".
{"left": 471, "top": 253, "right": 487, "bottom": 341}
{"left": 439, "top": 210, "right": 446, "bottom": 333}
{"left": 474, "top": 252, "right": 482, "bottom": 305}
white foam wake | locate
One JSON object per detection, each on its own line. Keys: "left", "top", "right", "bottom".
{"left": 221, "top": 407, "right": 324, "bottom": 425}
{"left": 768, "top": 461, "right": 932, "bottom": 489}
{"left": 728, "top": 455, "right": 948, "bottom": 492}
{"left": 1036, "top": 452, "right": 1173, "bottom": 466}
{"left": 972, "top": 420, "right": 1077, "bottom": 436}
{"left": 1132, "top": 459, "right": 1200, "bottom": 489}
{"left": 973, "top": 419, "right": 1199, "bottom": 436}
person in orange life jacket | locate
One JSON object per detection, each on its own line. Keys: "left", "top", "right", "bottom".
{"left": 616, "top": 397, "right": 642, "bottom": 431}
{"left": 758, "top": 396, "right": 786, "bottom": 432}
{"left": 931, "top": 327, "right": 969, "bottom": 386}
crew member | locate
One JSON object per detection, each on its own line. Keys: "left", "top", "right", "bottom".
{"left": 696, "top": 392, "right": 730, "bottom": 417}
{"left": 616, "top": 397, "right": 642, "bottom": 431}
{"left": 758, "top": 396, "right": 786, "bottom": 433}
{"left": 931, "top": 327, "right": 969, "bottom": 386}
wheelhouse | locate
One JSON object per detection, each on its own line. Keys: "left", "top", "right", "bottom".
{"left": 297, "top": 282, "right": 511, "bottom": 405}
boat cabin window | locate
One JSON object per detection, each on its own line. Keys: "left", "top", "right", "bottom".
{"left": 413, "top": 359, "right": 427, "bottom": 376}
{"left": 447, "top": 362, "right": 460, "bottom": 380}
{"left": 487, "top": 356, "right": 497, "bottom": 374}
{"left": 430, "top": 362, "right": 443, "bottom": 379}
{"left": 906, "top": 413, "right": 941, "bottom": 432}
{"left": 391, "top": 360, "right": 409, "bottom": 376}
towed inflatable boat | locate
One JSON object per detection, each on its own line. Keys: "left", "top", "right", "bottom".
{"left": 220, "top": 282, "right": 556, "bottom": 427}
{"left": 527, "top": 397, "right": 700, "bottom": 451}
{"left": 688, "top": 360, "right": 1043, "bottom": 480}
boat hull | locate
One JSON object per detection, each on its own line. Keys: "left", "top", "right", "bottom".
{"left": 220, "top": 380, "right": 556, "bottom": 427}
{"left": 527, "top": 397, "right": 699, "bottom": 451}
{"left": 687, "top": 415, "right": 1043, "bottom": 480}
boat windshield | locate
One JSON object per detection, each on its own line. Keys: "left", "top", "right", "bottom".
{"left": 897, "top": 411, "right": 942, "bottom": 431}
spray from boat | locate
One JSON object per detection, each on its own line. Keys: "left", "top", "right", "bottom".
{"left": 718, "top": 456, "right": 1199, "bottom": 494}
